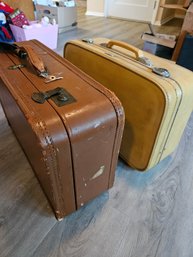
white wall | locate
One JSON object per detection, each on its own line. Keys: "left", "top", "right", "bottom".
{"left": 86, "top": 0, "right": 105, "bottom": 16}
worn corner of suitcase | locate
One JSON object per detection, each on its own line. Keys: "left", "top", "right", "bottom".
{"left": 55, "top": 211, "right": 65, "bottom": 221}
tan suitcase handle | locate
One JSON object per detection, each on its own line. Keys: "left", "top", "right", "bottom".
{"left": 0, "top": 42, "right": 47, "bottom": 75}
{"left": 106, "top": 40, "right": 144, "bottom": 60}
{"left": 19, "top": 45, "right": 47, "bottom": 74}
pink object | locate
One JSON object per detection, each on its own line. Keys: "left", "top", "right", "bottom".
{"left": 9, "top": 9, "right": 29, "bottom": 27}
{"left": 9, "top": 21, "right": 58, "bottom": 49}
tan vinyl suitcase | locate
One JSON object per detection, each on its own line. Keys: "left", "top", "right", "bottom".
{"left": 64, "top": 38, "right": 193, "bottom": 171}
{"left": 0, "top": 40, "right": 124, "bottom": 220}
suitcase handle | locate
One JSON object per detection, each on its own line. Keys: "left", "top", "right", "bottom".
{"left": 106, "top": 40, "right": 144, "bottom": 60}
{"left": 0, "top": 42, "right": 48, "bottom": 75}
{"left": 19, "top": 45, "right": 47, "bottom": 75}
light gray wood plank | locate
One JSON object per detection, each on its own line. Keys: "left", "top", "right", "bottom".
{"left": 31, "top": 113, "right": 193, "bottom": 257}
{"left": 110, "top": 114, "right": 193, "bottom": 257}
{"left": 56, "top": 6, "right": 183, "bottom": 55}
{"left": 32, "top": 194, "right": 131, "bottom": 257}
{"left": 0, "top": 107, "right": 57, "bottom": 257}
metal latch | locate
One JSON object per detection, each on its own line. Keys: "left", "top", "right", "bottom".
{"left": 82, "top": 38, "right": 94, "bottom": 44}
{"left": 31, "top": 87, "right": 76, "bottom": 107}
{"left": 152, "top": 67, "right": 171, "bottom": 78}
{"left": 137, "top": 57, "right": 153, "bottom": 68}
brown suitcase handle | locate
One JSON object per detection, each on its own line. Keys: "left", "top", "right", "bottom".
{"left": 0, "top": 42, "right": 47, "bottom": 75}
{"left": 19, "top": 45, "right": 47, "bottom": 74}
{"left": 106, "top": 40, "right": 144, "bottom": 60}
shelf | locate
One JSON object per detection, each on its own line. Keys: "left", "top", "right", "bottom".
{"left": 160, "top": 4, "right": 187, "bottom": 11}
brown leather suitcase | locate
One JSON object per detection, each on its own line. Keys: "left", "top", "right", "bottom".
{"left": 0, "top": 40, "right": 124, "bottom": 220}
{"left": 64, "top": 38, "right": 193, "bottom": 171}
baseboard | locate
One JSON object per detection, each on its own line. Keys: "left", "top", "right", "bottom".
{"left": 85, "top": 11, "right": 104, "bottom": 17}
{"left": 153, "top": 15, "right": 175, "bottom": 26}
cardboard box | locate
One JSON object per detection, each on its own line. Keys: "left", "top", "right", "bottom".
{"left": 4, "top": 0, "right": 35, "bottom": 20}
{"left": 35, "top": 4, "right": 77, "bottom": 33}
{"left": 142, "top": 32, "right": 177, "bottom": 59}
{"left": 10, "top": 21, "right": 58, "bottom": 49}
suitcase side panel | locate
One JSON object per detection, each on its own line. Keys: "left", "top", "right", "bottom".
{"left": 98, "top": 40, "right": 193, "bottom": 166}
{"left": 64, "top": 44, "right": 168, "bottom": 170}
{"left": 64, "top": 40, "right": 193, "bottom": 170}
{"left": 22, "top": 40, "right": 125, "bottom": 208}
{"left": 0, "top": 55, "right": 76, "bottom": 219}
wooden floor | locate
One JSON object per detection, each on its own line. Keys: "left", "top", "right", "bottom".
{"left": 1, "top": 7, "right": 193, "bottom": 257}
{"left": 56, "top": 7, "right": 183, "bottom": 55}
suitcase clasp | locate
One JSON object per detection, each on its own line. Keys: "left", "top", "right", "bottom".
{"left": 82, "top": 38, "right": 94, "bottom": 44}
{"left": 152, "top": 67, "right": 170, "bottom": 78}
{"left": 138, "top": 57, "right": 153, "bottom": 68}
{"left": 31, "top": 87, "right": 76, "bottom": 107}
